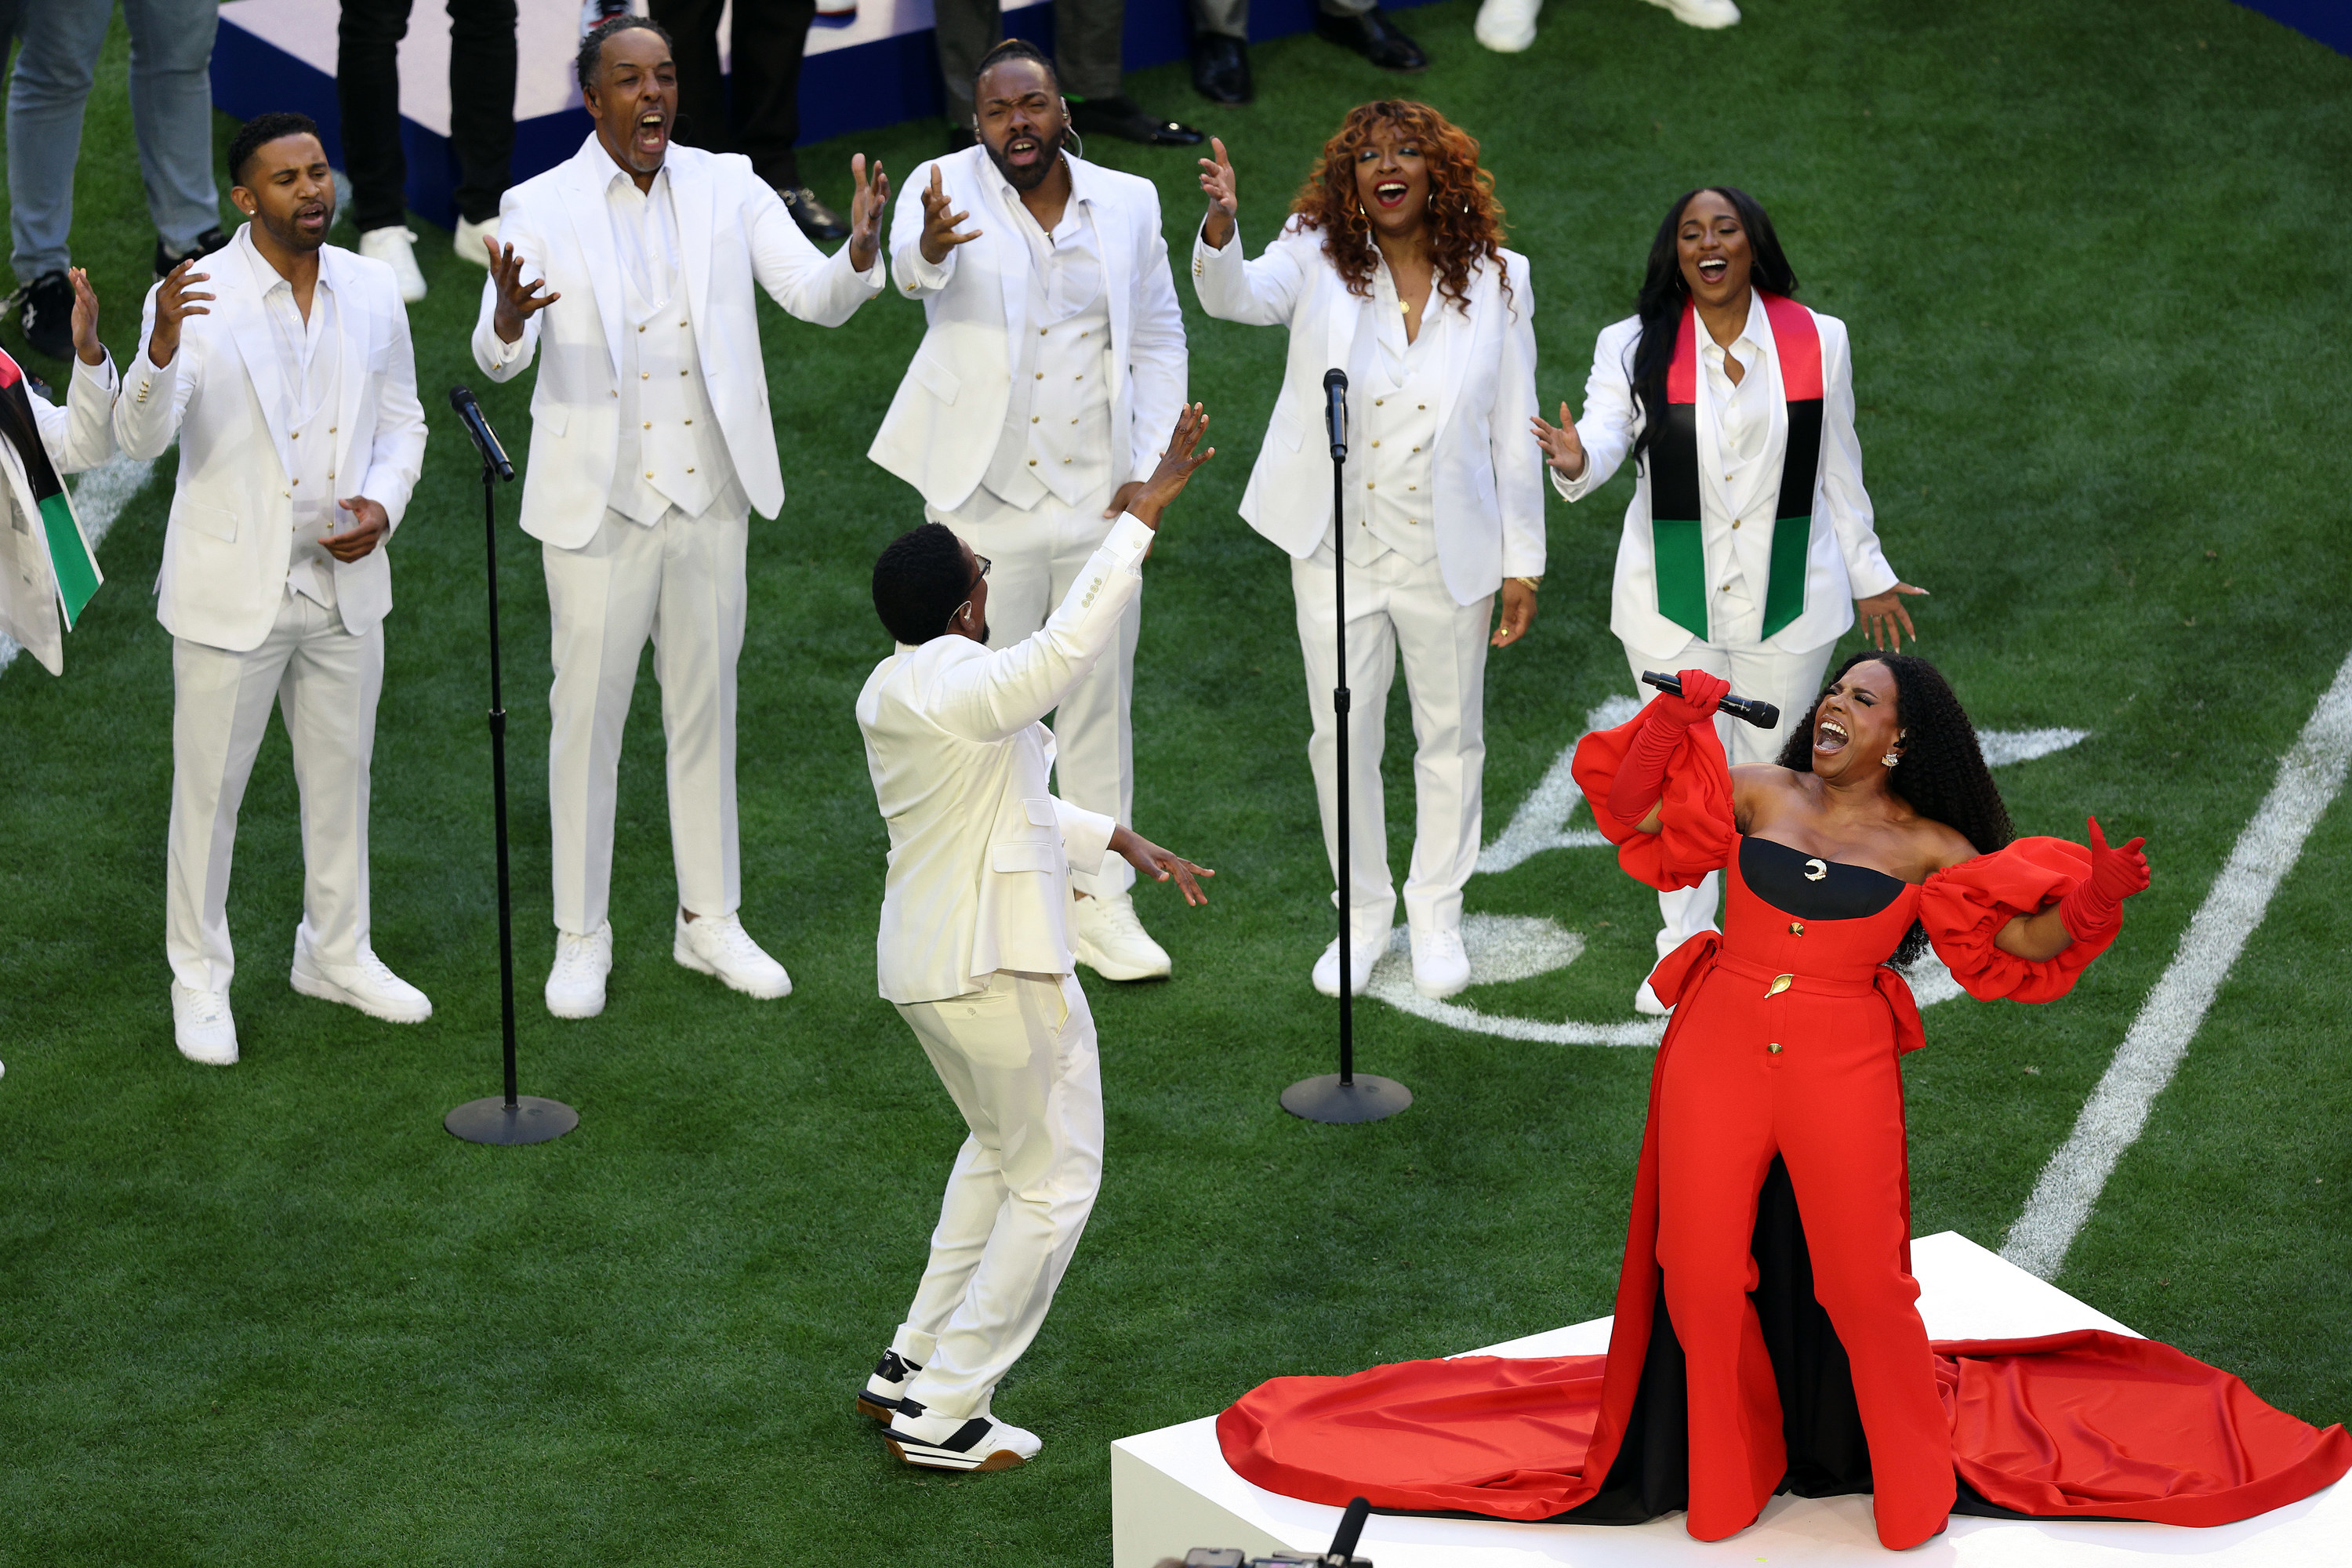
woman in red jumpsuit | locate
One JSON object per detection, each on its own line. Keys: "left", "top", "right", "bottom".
{"left": 1218, "top": 655, "right": 2350, "bottom": 1548}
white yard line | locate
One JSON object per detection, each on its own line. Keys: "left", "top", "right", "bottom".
{"left": 0, "top": 452, "right": 155, "bottom": 680}
{"left": 2002, "top": 648, "right": 2352, "bottom": 1280}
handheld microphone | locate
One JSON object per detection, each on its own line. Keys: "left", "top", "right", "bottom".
{"left": 1317, "top": 1497, "right": 1372, "bottom": 1566}
{"left": 1642, "top": 670, "right": 1781, "bottom": 731}
{"left": 448, "top": 386, "right": 515, "bottom": 482}
{"left": 1323, "top": 368, "right": 1348, "bottom": 462}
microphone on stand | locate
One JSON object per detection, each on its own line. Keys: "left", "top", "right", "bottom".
{"left": 1323, "top": 368, "right": 1348, "bottom": 461}
{"left": 1642, "top": 670, "right": 1782, "bottom": 730}
{"left": 448, "top": 386, "right": 514, "bottom": 481}
{"left": 1316, "top": 1497, "right": 1373, "bottom": 1566}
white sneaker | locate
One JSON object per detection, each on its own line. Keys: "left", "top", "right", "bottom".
{"left": 358, "top": 225, "right": 427, "bottom": 303}
{"left": 171, "top": 982, "right": 239, "bottom": 1065}
{"left": 580, "top": 0, "right": 631, "bottom": 35}
{"left": 1069, "top": 890, "right": 1172, "bottom": 982}
{"left": 1645, "top": 0, "right": 1740, "bottom": 27}
{"left": 546, "top": 923, "right": 614, "bottom": 1019}
{"left": 291, "top": 924, "right": 432, "bottom": 1023}
{"left": 1410, "top": 925, "right": 1472, "bottom": 999}
{"left": 1634, "top": 979, "right": 1671, "bottom": 1016}
{"left": 453, "top": 215, "right": 499, "bottom": 267}
{"left": 884, "top": 1409, "right": 1042, "bottom": 1472}
{"left": 1311, "top": 935, "right": 1380, "bottom": 998}
{"left": 1475, "top": 0, "right": 1541, "bottom": 52}
{"left": 674, "top": 909, "right": 792, "bottom": 1000}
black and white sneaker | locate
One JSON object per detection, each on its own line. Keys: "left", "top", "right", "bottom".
{"left": 884, "top": 1409, "right": 1042, "bottom": 1472}
{"left": 13, "top": 270, "right": 72, "bottom": 361}
{"left": 857, "top": 1348, "right": 923, "bottom": 1424}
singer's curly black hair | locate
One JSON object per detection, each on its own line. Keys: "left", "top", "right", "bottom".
{"left": 872, "top": 523, "right": 975, "bottom": 647}
{"left": 1775, "top": 652, "right": 2014, "bottom": 967}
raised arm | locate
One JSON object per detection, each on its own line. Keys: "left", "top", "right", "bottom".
{"left": 747, "top": 156, "right": 886, "bottom": 326}
{"left": 472, "top": 205, "right": 555, "bottom": 380}
{"left": 1189, "top": 140, "right": 1308, "bottom": 327}
{"left": 38, "top": 268, "right": 118, "bottom": 473}
{"left": 115, "top": 263, "right": 211, "bottom": 462}
{"left": 890, "top": 161, "right": 982, "bottom": 299}
{"left": 1544, "top": 322, "right": 1640, "bottom": 502}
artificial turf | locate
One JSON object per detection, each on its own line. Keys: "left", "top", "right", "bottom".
{"left": 2, "top": 0, "right": 2347, "bottom": 1561}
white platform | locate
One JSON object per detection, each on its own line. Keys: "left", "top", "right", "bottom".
{"left": 1112, "top": 1232, "right": 2348, "bottom": 1566}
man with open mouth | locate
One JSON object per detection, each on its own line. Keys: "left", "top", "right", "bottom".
{"left": 471, "top": 16, "right": 891, "bottom": 1022}
{"left": 869, "top": 38, "right": 1194, "bottom": 986}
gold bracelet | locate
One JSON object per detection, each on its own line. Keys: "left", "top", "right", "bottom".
{"left": 1511, "top": 575, "right": 1542, "bottom": 592}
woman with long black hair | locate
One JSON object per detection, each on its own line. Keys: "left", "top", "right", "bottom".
{"left": 1534, "top": 187, "right": 1926, "bottom": 1016}
{"left": 1215, "top": 655, "right": 2350, "bottom": 1548}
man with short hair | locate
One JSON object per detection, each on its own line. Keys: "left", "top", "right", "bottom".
{"left": 852, "top": 405, "right": 1214, "bottom": 1473}
{"left": 473, "top": 17, "right": 888, "bottom": 1021}
{"left": 118, "top": 112, "right": 432, "bottom": 1066}
{"left": 871, "top": 38, "right": 1190, "bottom": 983}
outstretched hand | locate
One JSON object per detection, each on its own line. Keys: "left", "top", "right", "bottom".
{"left": 1856, "top": 583, "right": 1929, "bottom": 651}
{"left": 486, "top": 238, "right": 560, "bottom": 345}
{"left": 1530, "top": 400, "right": 1586, "bottom": 481}
{"left": 1110, "top": 826, "right": 1214, "bottom": 907}
{"left": 1124, "top": 403, "right": 1214, "bottom": 529}
{"left": 1197, "top": 136, "right": 1237, "bottom": 252}
{"left": 67, "top": 267, "right": 104, "bottom": 367}
{"left": 2083, "top": 817, "right": 2151, "bottom": 902}
{"left": 918, "top": 164, "right": 982, "bottom": 266}
{"left": 847, "top": 153, "right": 888, "bottom": 273}
{"left": 145, "top": 258, "right": 212, "bottom": 368}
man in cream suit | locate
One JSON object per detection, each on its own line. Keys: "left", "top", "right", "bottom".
{"left": 471, "top": 16, "right": 887, "bottom": 1020}
{"left": 117, "top": 113, "right": 430, "bottom": 1066}
{"left": 869, "top": 38, "right": 1189, "bottom": 985}
{"left": 0, "top": 267, "right": 117, "bottom": 679}
{"left": 851, "top": 407, "right": 1213, "bottom": 1474}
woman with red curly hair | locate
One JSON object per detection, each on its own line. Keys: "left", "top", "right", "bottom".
{"left": 1191, "top": 102, "right": 1542, "bottom": 1002}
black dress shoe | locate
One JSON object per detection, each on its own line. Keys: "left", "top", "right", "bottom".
{"left": 1192, "top": 34, "right": 1254, "bottom": 103}
{"left": 1314, "top": 6, "right": 1430, "bottom": 71}
{"left": 946, "top": 122, "right": 976, "bottom": 153}
{"left": 779, "top": 184, "right": 850, "bottom": 242}
{"left": 1069, "top": 94, "right": 1205, "bottom": 147}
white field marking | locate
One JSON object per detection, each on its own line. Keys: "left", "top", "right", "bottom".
{"left": 2002, "top": 649, "right": 2352, "bottom": 1281}
{"left": 1978, "top": 727, "right": 2090, "bottom": 767}
{"left": 0, "top": 451, "right": 157, "bottom": 680}
{"left": 1367, "top": 913, "right": 1667, "bottom": 1046}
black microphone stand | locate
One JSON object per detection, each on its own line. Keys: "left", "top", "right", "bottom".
{"left": 443, "top": 387, "right": 577, "bottom": 1147}
{"left": 1282, "top": 371, "right": 1410, "bottom": 1125}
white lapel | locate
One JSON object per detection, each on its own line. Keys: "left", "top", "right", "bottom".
{"left": 559, "top": 138, "right": 627, "bottom": 383}
{"left": 322, "top": 245, "right": 371, "bottom": 493}
{"left": 1071, "top": 157, "right": 1126, "bottom": 381}
{"left": 970, "top": 151, "right": 1029, "bottom": 347}
{"left": 1690, "top": 319, "right": 1735, "bottom": 528}
{"left": 670, "top": 149, "right": 714, "bottom": 346}
{"left": 220, "top": 230, "right": 294, "bottom": 480}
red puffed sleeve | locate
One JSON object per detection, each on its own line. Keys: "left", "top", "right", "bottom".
{"left": 1572, "top": 713, "right": 1737, "bottom": 891}
{"left": 1921, "top": 838, "right": 2117, "bottom": 1004}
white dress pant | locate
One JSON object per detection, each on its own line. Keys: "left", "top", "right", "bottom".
{"left": 1626, "top": 637, "right": 1838, "bottom": 960}
{"left": 543, "top": 499, "right": 748, "bottom": 936}
{"left": 167, "top": 593, "right": 383, "bottom": 993}
{"left": 889, "top": 969, "right": 1102, "bottom": 1421}
{"left": 1293, "top": 543, "right": 1490, "bottom": 944}
{"left": 929, "top": 488, "right": 1136, "bottom": 896}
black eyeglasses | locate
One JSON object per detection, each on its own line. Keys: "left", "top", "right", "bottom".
{"left": 972, "top": 554, "right": 993, "bottom": 583}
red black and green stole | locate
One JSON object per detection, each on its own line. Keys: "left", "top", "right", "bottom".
{"left": 1648, "top": 292, "right": 1821, "bottom": 642}
{"left": 0, "top": 350, "right": 100, "bottom": 630}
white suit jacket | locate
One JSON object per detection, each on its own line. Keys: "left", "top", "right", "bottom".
{"left": 1191, "top": 220, "right": 1544, "bottom": 608}
{"left": 1552, "top": 307, "right": 1894, "bottom": 659}
{"left": 470, "top": 138, "right": 883, "bottom": 548}
{"left": 0, "top": 353, "right": 118, "bottom": 675}
{"left": 868, "top": 146, "right": 1187, "bottom": 513}
{"left": 856, "top": 515, "right": 1155, "bottom": 1004}
{"left": 118, "top": 231, "right": 425, "bottom": 653}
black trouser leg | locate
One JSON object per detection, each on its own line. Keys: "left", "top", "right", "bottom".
{"left": 1056, "top": 0, "right": 1123, "bottom": 100}
{"left": 336, "top": 0, "right": 417, "bottom": 234}
{"left": 933, "top": 0, "right": 1000, "bottom": 123}
{"left": 445, "top": 0, "right": 517, "bottom": 225}
{"left": 649, "top": 0, "right": 730, "bottom": 154}
{"left": 727, "top": 0, "right": 816, "bottom": 189}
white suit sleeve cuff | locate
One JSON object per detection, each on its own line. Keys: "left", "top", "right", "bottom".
{"left": 901, "top": 245, "right": 955, "bottom": 293}
{"left": 1548, "top": 461, "right": 1595, "bottom": 503}
{"left": 1101, "top": 514, "right": 1155, "bottom": 574}
{"left": 1053, "top": 797, "right": 1118, "bottom": 880}
{"left": 70, "top": 350, "right": 118, "bottom": 397}
{"left": 485, "top": 329, "right": 528, "bottom": 368}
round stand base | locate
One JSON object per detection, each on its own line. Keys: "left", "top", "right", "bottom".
{"left": 1280, "top": 1073, "right": 1412, "bottom": 1124}
{"left": 445, "top": 1095, "right": 579, "bottom": 1145}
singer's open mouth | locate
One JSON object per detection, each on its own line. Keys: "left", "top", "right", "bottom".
{"left": 1697, "top": 256, "right": 1730, "bottom": 284}
{"left": 1814, "top": 717, "right": 1850, "bottom": 756}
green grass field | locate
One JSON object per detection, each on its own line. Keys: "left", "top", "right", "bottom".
{"left": 2, "top": 1, "right": 2348, "bottom": 1561}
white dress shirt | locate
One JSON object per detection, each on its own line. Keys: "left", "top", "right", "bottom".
{"left": 971, "top": 166, "right": 1116, "bottom": 511}
{"left": 1697, "top": 289, "right": 1777, "bottom": 637}
{"left": 246, "top": 225, "right": 346, "bottom": 609}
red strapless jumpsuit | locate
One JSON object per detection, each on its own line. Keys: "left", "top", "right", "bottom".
{"left": 1216, "top": 713, "right": 2350, "bottom": 1549}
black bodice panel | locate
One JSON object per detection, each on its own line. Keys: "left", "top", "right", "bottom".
{"left": 1739, "top": 837, "right": 1907, "bottom": 921}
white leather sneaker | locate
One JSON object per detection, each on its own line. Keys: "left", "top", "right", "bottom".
{"left": 1475, "top": 0, "right": 1541, "bottom": 52}
{"left": 1645, "top": 0, "right": 1740, "bottom": 27}
{"left": 1410, "top": 926, "right": 1472, "bottom": 999}
{"left": 171, "top": 982, "right": 239, "bottom": 1065}
{"left": 884, "top": 1409, "right": 1042, "bottom": 1472}
{"left": 357, "top": 226, "right": 426, "bottom": 303}
{"left": 1634, "top": 979, "right": 1671, "bottom": 1017}
{"left": 546, "top": 923, "right": 614, "bottom": 1019}
{"left": 452, "top": 215, "right": 499, "bottom": 267}
{"left": 674, "top": 910, "right": 792, "bottom": 1000}
{"left": 1311, "top": 935, "right": 1380, "bottom": 998}
{"left": 1069, "top": 890, "right": 1172, "bottom": 981}
{"left": 857, "top": 1348, "right": 924, "bottom": 1423}
{"left": 291, "top": 925, "right": 432, "bottom": 1023}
